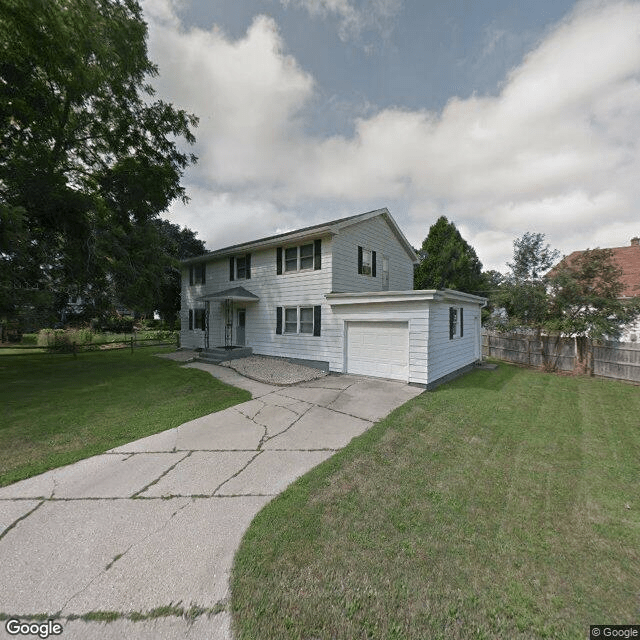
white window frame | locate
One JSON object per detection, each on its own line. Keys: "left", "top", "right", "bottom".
{"left": 283, "top": 306, "right": 314, "bottom": 334}
{"left": 284, "top": 243, "right": 314, "bottom": 273}
{"left": 361, "top": 248, "right": 372, "bottom": 276}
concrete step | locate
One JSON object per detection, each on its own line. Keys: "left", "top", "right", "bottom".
{"left": 197, "top": 347, "right": 252, "bottom": 364}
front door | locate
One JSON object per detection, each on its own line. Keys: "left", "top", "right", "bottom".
{"left": 236, "top": 309, "right": 246, "bottom": 346}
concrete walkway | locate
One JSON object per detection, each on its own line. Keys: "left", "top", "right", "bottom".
{"left": 0, "top": 363, "right": 422, "bottom": 640}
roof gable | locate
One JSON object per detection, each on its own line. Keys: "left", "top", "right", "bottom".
{"left": 182, "top": 208, "right": 418, "bottom": 265}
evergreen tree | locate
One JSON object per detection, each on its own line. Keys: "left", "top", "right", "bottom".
{"left": 414, "top": 216, "right": 484, "bottom": 293}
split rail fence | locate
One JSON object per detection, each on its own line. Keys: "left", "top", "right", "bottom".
{"left": 482, "top": 329, "right": 640, "bottom": 383}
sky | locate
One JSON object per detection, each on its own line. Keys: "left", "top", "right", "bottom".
{"left": 140, "top": 0, "right": 640, "bottom": 273}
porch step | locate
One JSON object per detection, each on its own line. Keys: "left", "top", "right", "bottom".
{"left": 197, "top": 347, "right": 253, "bottom": 365}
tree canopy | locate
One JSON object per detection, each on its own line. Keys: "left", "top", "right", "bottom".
{"left": 414, "top": 216, "right": 484, "bottom": 294}
{"left": 0, "top": 0, "right": 199, "bottom": 325}
{"left": 492, "top": 233, "right": 640, "bottom": 341}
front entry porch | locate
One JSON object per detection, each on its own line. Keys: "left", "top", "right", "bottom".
{"left": 197, "top": 287, "right": 259, "bottom": 363}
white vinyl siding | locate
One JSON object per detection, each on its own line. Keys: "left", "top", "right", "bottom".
{"left": 427, "top": 302, "right": 481, "bottom": 383}
{"left": 331, "top": 216, "right": 414, "bottom": 293}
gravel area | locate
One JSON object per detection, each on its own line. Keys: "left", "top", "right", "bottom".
{"left": 221, "top": 355, "right": 328, "bottom": 385}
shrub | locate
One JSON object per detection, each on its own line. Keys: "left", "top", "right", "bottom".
{"left": 37, "top": 328, "right": 94, "bottom": 351}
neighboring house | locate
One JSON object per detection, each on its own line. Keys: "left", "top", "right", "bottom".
{"left": 553, "top": 237, "right": 640, "bottom": 341}
{"left": 180, "top": 208, "right": 486, "bottom": 388}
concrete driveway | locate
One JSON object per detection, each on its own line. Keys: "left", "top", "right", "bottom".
{"left": 0, "top": 363, "right": 422, "bottom": 640}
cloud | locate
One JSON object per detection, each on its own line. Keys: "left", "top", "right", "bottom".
{"left": 280, "top": 0, "right": 403, "bottom": 42}
{"left": 143, "top": 0, "right": 640, "bottom": 271}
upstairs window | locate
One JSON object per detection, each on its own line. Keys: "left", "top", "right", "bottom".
{"left": 358, "top": 246, "right": 377, "bottom": 277}
{"left": 277, "top": 239, "right": 322, "bottom": 274}
{"left": 189, "top": 263, "right": 206, "bottom": 285}
{"left": 229, "top": 254, "right": 251, "bottom": 281}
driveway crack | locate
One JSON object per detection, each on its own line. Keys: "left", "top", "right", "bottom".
{"left": 131, "top": 451, "right": 192, "bottom": 498}
{"left": 0, "top": 500, "right": 45, "bottom": 541}
{"left": 213, "top": 451, "right": 263, "bottom": 495}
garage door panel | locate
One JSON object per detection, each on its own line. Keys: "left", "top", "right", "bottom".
{"left": 346, "top": 321, "right": 409, "bottom": 381}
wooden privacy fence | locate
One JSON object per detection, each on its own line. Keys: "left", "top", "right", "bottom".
{"left": 482, "top": 329, "right": 640, "bottom": 383}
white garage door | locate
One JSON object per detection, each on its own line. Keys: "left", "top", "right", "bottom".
{"left": 346, "top": 321, "right": 409, "bottom": 381}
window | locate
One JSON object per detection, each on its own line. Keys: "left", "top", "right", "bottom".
{"left": 299, "top": 243, "right": 314, "bottom": 270}
{"left": 189, "top": 263, "right": 206, "bottom": 285}
{"left": 358, "top": 246, "right": 377, "bottom": 277}
{"left": 299, "top": 307, "right": 314, "bottom": 334}
{"left": 276, "top": 305, "right": 321, "bottom": 336}
{"left": 284, "top": 243, "right": 313, "bottom": 272}
{"left": 460, "top": 307, "right": 464, "bottom": 338}
{"left": 189, "top": 308, "right": 206, "bottom": 330}
{"left": 277, "top": 239, "right": 322, "bottom": 274}
{"left": 449, "top": 307, "right": 458, "bottom": 340}
{"left": 229, "top": 254, "right": 251, "bottom": 280}
{"left": 382, "top": 256, "right": 389, "bottom": 290}
{"left": 285, "top": 308, "right": 298, "bottom": 333}
{"left": 285, "top": 247, "right": 298, "bottom": 272}
{"left": 236, "top": 256, "right": 247, "bottom": 279}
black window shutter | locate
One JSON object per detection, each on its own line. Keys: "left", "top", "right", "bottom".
{"left": 201, "top": 263, "right": 206, "bottom": 284}
{"left": 189, "top": 309, "right": 193, "bottom": 330}
{"left": 229, "top": 257, "right": 235, "bottom": 281}
{"left": 460, "top": 308, "right": 464, "bottom": 337}
{"left": 372, "top": 251, "right": 377, "bottom": 277}
{"left": 357, "top": 246, "right": 363, "bottom": 274}
{"left": 246, "top": 253, "right": 251, "bottom": 279}
{"left": 313, "top": 305, "right": 321, "bottom": 336}
{"left": 276, "top": 247, "right": 282, "bottom": 275}
{"left": 189, "top": 266, "right": 194, "bottom": 286}
{"left": 276, "top": 307, "right": 282, "bottom": 334}
{"left": 314, "top": 239, "right": 322, "bottom": 270}
{"left": 449, "top": 307, "right": 455, "bottom": 340}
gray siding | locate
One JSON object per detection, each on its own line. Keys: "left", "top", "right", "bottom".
{"left": 331, "top": 217, "right": 414, "bottom": 293}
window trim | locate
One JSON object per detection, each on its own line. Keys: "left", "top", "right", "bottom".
{"left": 277, "top": 240, "right": 322, "bottom": 274}
{"left": 189, "top": 263, "right": 206, "bottom": 286}
{"left": 358, "top": 246, "right": 377, "bottom": 277}
{"left": 276, "top": 305, "right": 321, "bottom": 336}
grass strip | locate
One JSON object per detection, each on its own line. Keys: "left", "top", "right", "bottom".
{"left": 231, "top": 364, "right": 640, "bottom": 640}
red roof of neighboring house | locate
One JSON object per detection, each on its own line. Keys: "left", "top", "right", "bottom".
{"left": 551, "top": 239, "right": 640, "bottom": 298}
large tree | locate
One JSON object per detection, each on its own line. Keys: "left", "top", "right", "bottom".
{"left": 496, "top": 232, "right": 559, "bottom": 330}
{"left": 546, "top": 248, "right": 640, "bottom": 340}
{"left": 414, "top": 216, "right": 484, "bottom": 293}
{"left": 0, "top": 0, "right": 198, "bottom": 324}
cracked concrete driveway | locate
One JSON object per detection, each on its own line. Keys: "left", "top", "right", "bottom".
{"left": 0, "top": 363, "right": 422, "bottom": 640}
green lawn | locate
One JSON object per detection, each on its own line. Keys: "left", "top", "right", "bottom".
{"left": 231, "top": 364, "right": 640, "bottom": 640}
{"left": 0, "top": 348, "right": 250, "bottom": 486}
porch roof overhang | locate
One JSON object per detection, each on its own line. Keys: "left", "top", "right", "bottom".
{"left": 197, "top": 286, "right": 259, "bottom": 303}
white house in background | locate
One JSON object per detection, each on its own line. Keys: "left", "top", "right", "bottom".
{"left": 180, "top": 208, "right": 486, "bottom": 388}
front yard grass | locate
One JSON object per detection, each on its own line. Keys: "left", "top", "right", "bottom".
{"left": 231, "top": 364, "right": 640, "bottom": 639}
{"left": 0, "top": 348, "right": 250, "bottom": 486}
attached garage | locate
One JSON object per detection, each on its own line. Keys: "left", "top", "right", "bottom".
{"left": 346, "top": 321, "right": 409, "bottom": 381}
{"left": 327, "top": 289, "right": 486, "bottom": 388}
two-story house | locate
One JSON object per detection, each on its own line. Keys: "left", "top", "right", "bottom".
{"left": 180, "top": 208, "right": 486, "bottom": 388}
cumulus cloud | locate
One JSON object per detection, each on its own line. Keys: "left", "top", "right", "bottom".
{"left": 280, "top": 0, "right": 403, "bottom": 42}
{"left": 143, "top": 0, "right": 640, "bottom": 270}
